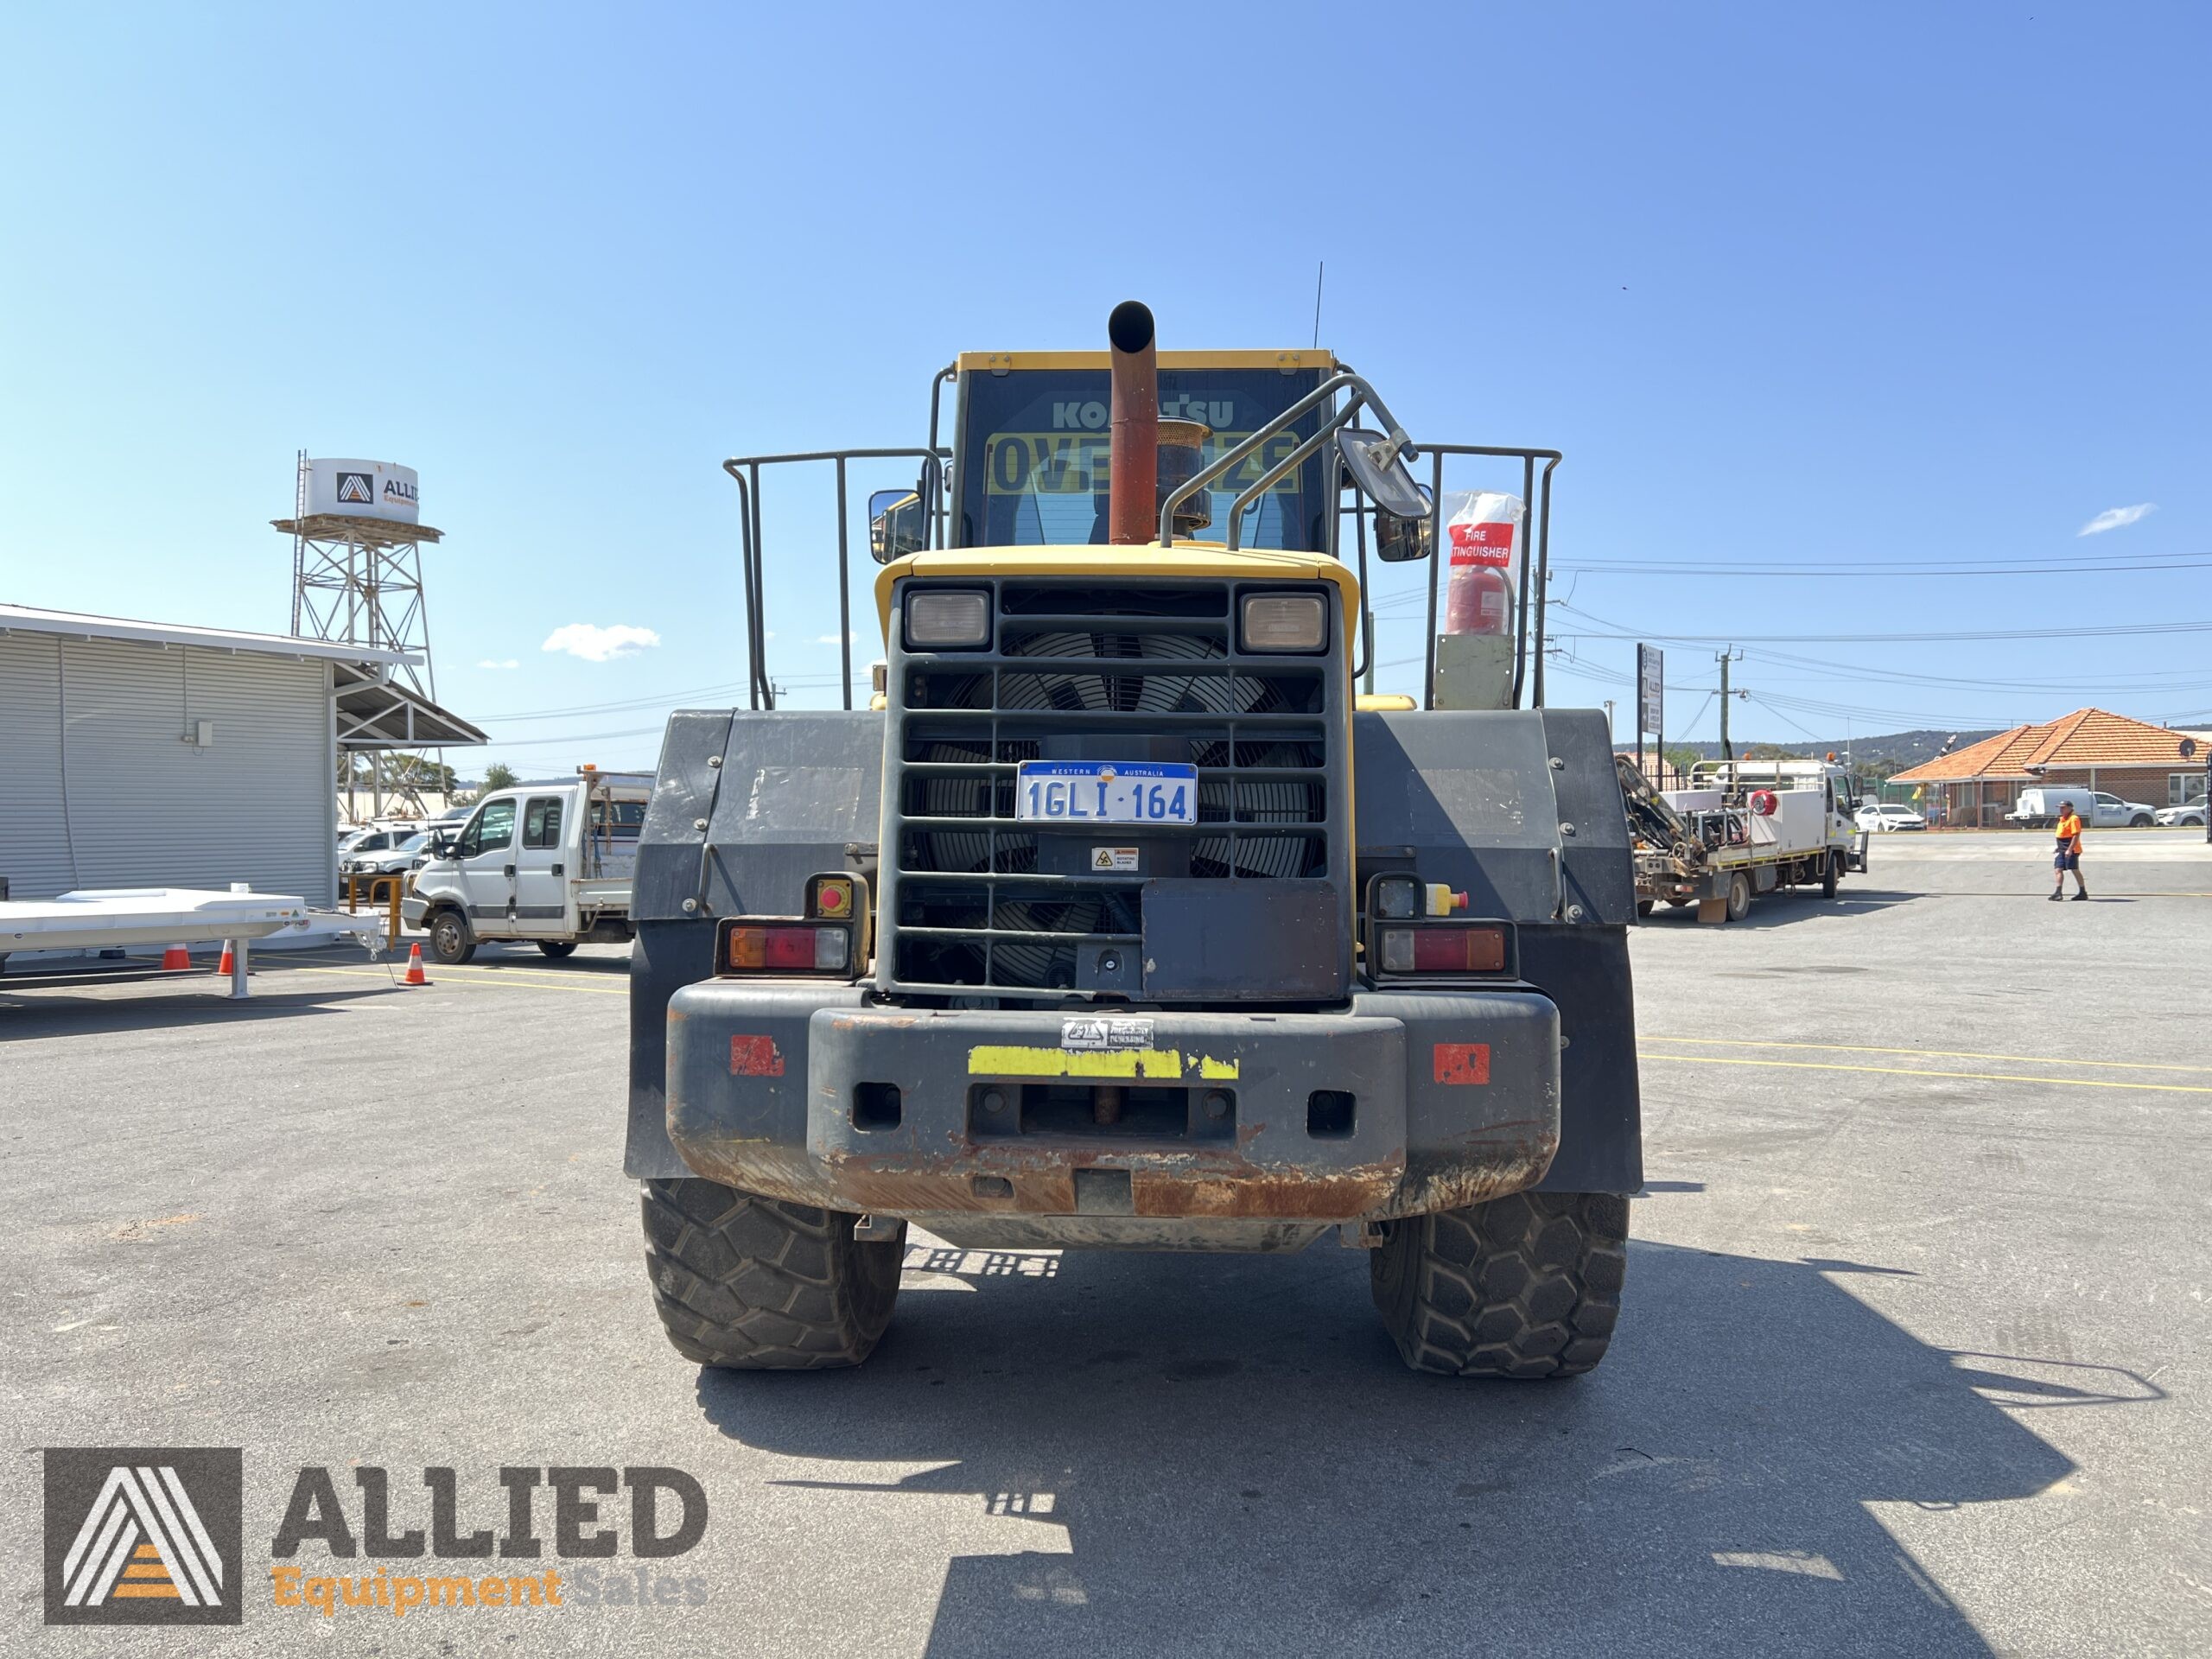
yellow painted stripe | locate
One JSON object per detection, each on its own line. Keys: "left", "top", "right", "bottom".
{"left": 109, "top": 1584, "right": 181, "bottom": 1598}
{"left": 1640, "top": 1052, "right": 2212, "bottom": 1096}
{"left": 969, "top": 1046, "right": 1192, "bottom": 1079}
{"left": 1643, "top": 1035, "right": 2212, "bottom": 1077}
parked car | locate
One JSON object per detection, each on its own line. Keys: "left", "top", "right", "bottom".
{"left": 1855, "top": 803, "right": 1927, "bottom": 832}
{"left": 2154, "top": 802, "right": 2208, "bottom": 827}
{"left": 2008, "top": 787, "right": 2158, "bottom": 829}
{"left": 337, "top": 826, "right": 413, "bottom": 859}
{"left": 342, "top": 832, "right": 435, "bottom": 878}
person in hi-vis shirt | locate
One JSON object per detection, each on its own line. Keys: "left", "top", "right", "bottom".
{"left": 2049, "top": 804, "right": 2087, "bottom": 901}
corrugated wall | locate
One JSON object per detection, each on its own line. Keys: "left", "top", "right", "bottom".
{"left": 0, "top": 633, "right": 334, "bottom": 904}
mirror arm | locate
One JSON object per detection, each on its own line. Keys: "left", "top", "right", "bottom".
{"left": 1224, "top": 396, "right": 1364, "bottom": 551}
{"left": 1159, "top": 370, "right": 1377, "bottom": 547}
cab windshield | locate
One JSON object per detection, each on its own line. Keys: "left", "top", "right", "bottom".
{"left": 956, "top": 366, "right": 1330, "bottom": 552}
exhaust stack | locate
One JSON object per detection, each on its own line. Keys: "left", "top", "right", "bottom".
{"left": 1107, "top": 301, "right": 1159, "bottom": 545}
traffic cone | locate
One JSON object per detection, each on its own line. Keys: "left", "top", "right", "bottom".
{"left": 217, "top": 943, "right": 235, "bottom": 978}
{"left": 403, "top": 943, "right": 429, "bottom": 987}
{"left": 161, "top": 944, "right": 191, "bottom": 971}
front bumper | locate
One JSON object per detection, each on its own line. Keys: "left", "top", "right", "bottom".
{"left": 400, "top": 894, "right": 430, "bottom": 927}
{"left": 664, "top": 983, "right": 1560, "bottom": 1225}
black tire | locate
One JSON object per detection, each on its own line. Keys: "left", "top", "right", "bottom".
{"left": 1664, "top": 898, "right": 1693, "bottom": 909}
{"left": 1635, "top": 899, "right": 1656, "bottom": 918}
{"left": 642, "top": 1179, "right": 904, "bottom": 1370}
{"left": 1371, "top": 1192, "right": 1627, "bottom": 1378}
{"left": 537, "top": 940, "right": 578, "bottom": 959}
{"left": 428, "top": 908, "right": 476, "bottom": 965}
{"left": 1726, "top": 872, "right": 1752, "bottom": 922}
{"left": 1821, "top": 851, "right": 1840, "bottom": 898}
{"left": 2129, "top": 814, "right": 2152, "bottom": 828}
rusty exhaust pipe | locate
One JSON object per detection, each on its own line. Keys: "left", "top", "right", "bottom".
{"left": 1108, "top": 300, "right": 1159, "bottom": 545}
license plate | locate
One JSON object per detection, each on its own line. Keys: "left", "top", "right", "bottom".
{"left": 1015, "top": 761, "right": 1198, "bottom": 827}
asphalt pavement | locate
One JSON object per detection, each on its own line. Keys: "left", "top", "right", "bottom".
{"left": 4, "top": 830, "right": 2208, "bottom": 1656}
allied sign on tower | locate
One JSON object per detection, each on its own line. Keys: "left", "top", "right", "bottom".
{"left": 303, "top": 459, "right": 419, "bottom": 524}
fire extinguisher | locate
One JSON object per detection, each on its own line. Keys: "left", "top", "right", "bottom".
{"left": 1444, "top": 493, "right": 1520, "bottom": 638}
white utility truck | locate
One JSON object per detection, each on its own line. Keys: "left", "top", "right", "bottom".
{"left": 1620, "top": 758, "right": 1869, "bottom": 924}
{"left": 404, "top": 768, "right": 648, "bottom": 962}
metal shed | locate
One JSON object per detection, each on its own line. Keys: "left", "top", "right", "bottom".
{"left": 0, "top": 604, "right": 483, "bottom": 906}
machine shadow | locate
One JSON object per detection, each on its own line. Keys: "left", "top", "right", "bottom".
{"left": 696, "top": 1238, "right": 2085, "bottom": 1657}
{"left": 1642, "top": 888, "right": 1919, "bottom": 931}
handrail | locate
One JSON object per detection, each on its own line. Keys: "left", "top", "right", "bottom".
{"left": 720, "top": 447, "right": 950, "bottom": 712}
{"left": 1157, "top": 372, "right": 1414, "bottom": 550}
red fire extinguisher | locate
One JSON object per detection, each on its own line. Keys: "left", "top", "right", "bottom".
{"left": 1444, "top": 493, "right": 1520, "bottom": 638}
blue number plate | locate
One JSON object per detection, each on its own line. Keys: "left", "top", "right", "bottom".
{"left": 1015, "top": 761, "right": 1198, "bottom": 827}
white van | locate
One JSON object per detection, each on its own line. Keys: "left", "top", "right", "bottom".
{"left": 2008, "top": 787, "right": 2158, "bottom": 830}
{"left": 404, "top": 769, "right": 648, "bottom": 962}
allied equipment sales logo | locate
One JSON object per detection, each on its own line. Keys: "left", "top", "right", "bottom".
{"left": 334, "top": 471, "right": 375, "bottom": 505}
{"left": 44, "top": 1448, "right": 245, "bottom": 1626}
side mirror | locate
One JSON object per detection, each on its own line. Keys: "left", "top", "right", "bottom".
{"left": 1373, "top": 486, "right": 1435, "bottom": 563}
{"left": 868, "top": 488, "right": 928, "bottom": 563}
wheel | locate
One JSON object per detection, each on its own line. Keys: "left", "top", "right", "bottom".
{"left": 428, "top": 908, "right": 476, "bottom": 965}
{"left": 2130, "top": 814, "right": 2152, "bottom": 828}
{"left": 1726, "top": 872, "right": 1752, "bottom": 922}
{"left": 1635, "top": 899, "right": 1656, "bottom": 918}
{"left": 642, "top": 1179, "right": 904, "bottom": 1370}
{"left": 1821, "top": 851, "right": 1840, "bottom": 898}
{"left": 1371, "top": 1192, "right": 1628, "bottom": 1378}
{"left": 1664, "top": 898, "right": 1693, "bottom": 909}
{"left": 537, "top": 940, "right": 578, "bottom": 959}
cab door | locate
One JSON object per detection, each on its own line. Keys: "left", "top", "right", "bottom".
{"left": 454, "top": 796, "right": 518, "bottom": 931}
{"left": 512, "top": 794, "right": 570, "bottom": 937}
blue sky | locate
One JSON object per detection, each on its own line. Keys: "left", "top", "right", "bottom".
{"left": 4, "top": 2, "right": 2207, "bottom": 772}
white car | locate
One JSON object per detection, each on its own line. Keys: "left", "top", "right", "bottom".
{"left": 1855, "top": 803, "right": 1927, "bottom": 832}
{"left": 2154, "top": 803, "right": 2207, "bottom": 827}
{"left": 342, "top": 831, "right": 435, "bottom": 878}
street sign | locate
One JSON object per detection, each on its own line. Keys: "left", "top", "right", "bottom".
{"left": 1637, "top": 645, "right": 1663, "bottom": 736}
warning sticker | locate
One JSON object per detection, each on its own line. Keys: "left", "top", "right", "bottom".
{"left": 1062, "top": 1016, "right": 1154, "bottom": 1051}
{"left": 1091, "top": 846, "right": 1139, "bottom": 872}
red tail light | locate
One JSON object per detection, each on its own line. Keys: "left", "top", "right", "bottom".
{"left": 1375, "top": 923, "right": 1510, "bottom": 976}
{"left": 722, "top": 922, "right": 851, "bottom": 975}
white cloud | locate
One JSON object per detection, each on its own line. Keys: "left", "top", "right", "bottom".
{"left": 476, "top": 658, "right": 520, "bottom": 670}
{"left": 2079, "top": 502, "right": 2155, "bottom": 537}
{"left": 817, "top": 631, "right": 858, "bottom": 645}
{"left": 542, "top": 623, "right": 661, "bottom": 662}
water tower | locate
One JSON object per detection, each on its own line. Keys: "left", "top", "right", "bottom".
{"left": 276, "top": 455, "right": 457, "bottom": 818}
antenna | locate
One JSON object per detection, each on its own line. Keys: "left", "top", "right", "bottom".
{"left": 1311, "top": 261, "right": 1325, "bottom": 348}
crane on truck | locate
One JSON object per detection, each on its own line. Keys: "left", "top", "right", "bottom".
{"left": 1622, "top": 756, "right": 1869, "bottom": 922}
{"left": 625, "top": 302, "right": 1643, "bottom": 1378}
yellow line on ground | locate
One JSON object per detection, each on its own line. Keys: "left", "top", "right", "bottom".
{"left": 283, "top": 964, "right": 627, "bottom": 996}
{"left": 1643, "top": 1035, "right": 2212, "bottom": 1076}
{"left": 1639, "top": 1052, "right": 2212, "bottom": 1095}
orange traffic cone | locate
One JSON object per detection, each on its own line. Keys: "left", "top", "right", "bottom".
{"left": 404, "top": 943, "right": 429, "bottom": 986}
{"left": 161, "top": 944, "right": 191, "bottom": 971}
{"left": 216, "top": 943, "right": 235, "bottom": 977}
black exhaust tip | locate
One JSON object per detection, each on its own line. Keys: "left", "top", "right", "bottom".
{"left": 1108, "top": 300, "right": 1154, "bottom": 356}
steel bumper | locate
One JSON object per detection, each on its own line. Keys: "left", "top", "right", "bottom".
{"left": 400, "top": 894, "right": 431, "bottom": 928}
{"left": 664, "top": 983, "right": 1560, "bottom": 1224}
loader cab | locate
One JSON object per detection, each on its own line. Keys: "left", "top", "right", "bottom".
{"left": 948, "top": 353, "right": 1338, "bottom": 552}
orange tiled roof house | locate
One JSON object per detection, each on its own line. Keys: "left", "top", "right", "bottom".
{"left": 1888, "top": 709, "right": 2209, "bottom": 828}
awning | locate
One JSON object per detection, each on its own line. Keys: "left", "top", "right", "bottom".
{"left": 334, "top": 662, "right": 486, "bottom": 748}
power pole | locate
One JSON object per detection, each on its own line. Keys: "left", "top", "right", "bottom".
{"left": 1717, "top": 646, "right": 1744, "bottom": 761}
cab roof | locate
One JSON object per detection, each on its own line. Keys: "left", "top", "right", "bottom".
{"left": 956, "top": 350, "right": 1336, "bottom": 373}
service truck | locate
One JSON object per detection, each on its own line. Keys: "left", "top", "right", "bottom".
{"left": 625, "top": 302, "right": 1643, "bottom": 1378}
{"left": 406, "top": 768, "right": 648, "bottom": 961}
{"left": 1623, "top": 757, "right": 1867, "bottom": 922}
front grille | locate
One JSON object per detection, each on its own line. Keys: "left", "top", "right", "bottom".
{"left": 880, "top": 578, "right": 1344, "bottom": 998}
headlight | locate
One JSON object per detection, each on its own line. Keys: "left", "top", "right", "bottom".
{"left": 1241, "top": 592, "right": 1327, "bottom": 653}
{"left": 905, "top": 589, "right": 990, "bottom": 651}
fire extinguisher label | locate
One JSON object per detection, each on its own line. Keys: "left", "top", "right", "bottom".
{"left": 1448, "top": 520, "right": 1515, "bottom": 567}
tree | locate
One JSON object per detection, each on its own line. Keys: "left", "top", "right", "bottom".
{"left": 478, "top": 762, "right": 518, "bottom": 794}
